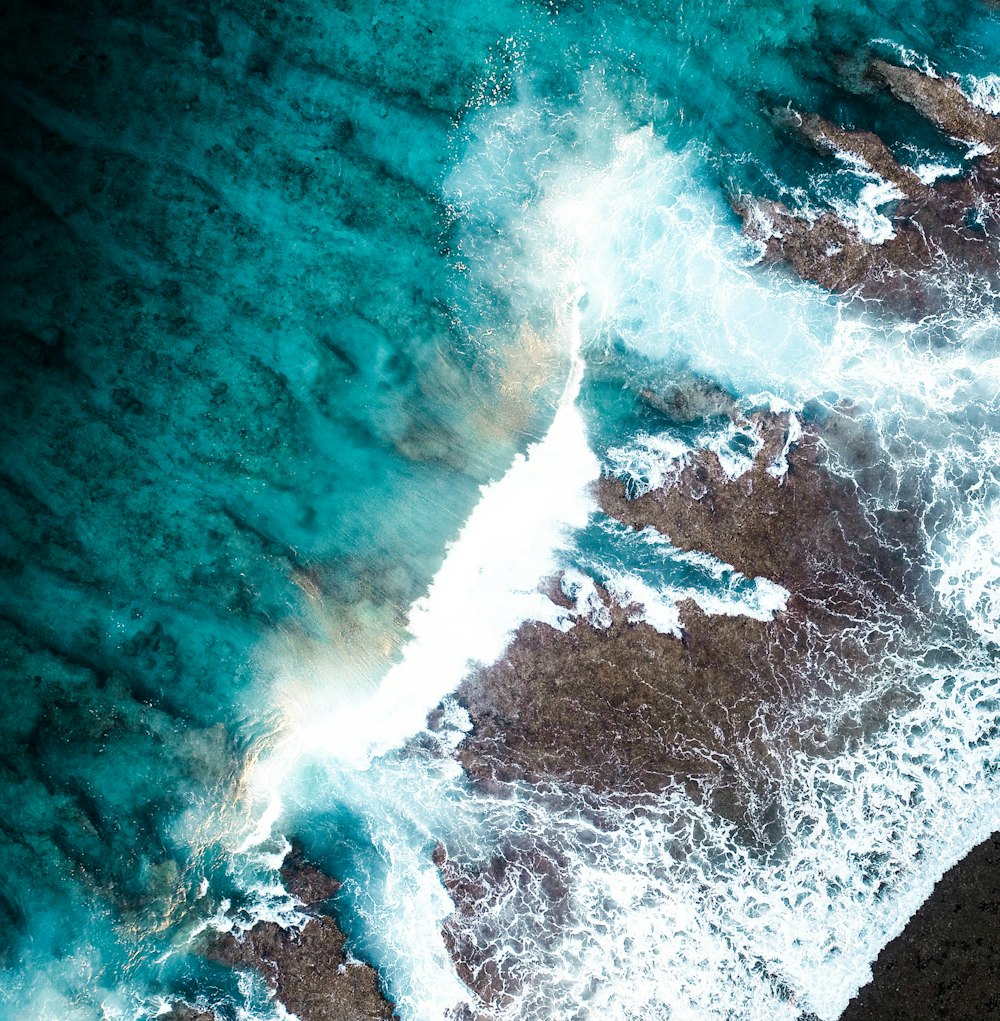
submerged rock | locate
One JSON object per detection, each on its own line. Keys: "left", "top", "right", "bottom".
{"left": 637, "top": 376, "right": 739, "bottom": 423}
{"left": 840, "top": 831, "right": 1000, "bottom": 1020}
{"left": 204, "top": 848, "right": 395, "bottom": 1021}
{"left": 163, "top": 1007, "right": 216, "bottom": 1021}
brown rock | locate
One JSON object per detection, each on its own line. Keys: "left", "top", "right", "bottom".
{"left": 206, "top": 849, "right": 396, "bottom": 1021}
{"left": 738, "top": 62, "right": 1000, "bottom": 315}
{"left": 452, "top": 415, "right": 924, "bottom": 829}
{"left": 869, "top": 60, "right": 1000, "bottom": 148}
{"left": 282, "top": 844, "right": 342, "bottom": 908}
{"left": 209, "top": 917, "right": 394, "bottom": 1021}
{"left": 596, "top": 418, "right": 921, "bottom": 613}
{"left": 780, "top": 109, "right": 925, "bottom": 199}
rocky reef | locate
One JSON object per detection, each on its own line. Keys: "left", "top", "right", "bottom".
{"left": 431, "top": 399, "right": 930, "bottom": 1012}
{"left": 175, "top": 847, "right": 395, "bottom": 1021}
{"left": 432, "top": 54, "right": 1000, "bottom": 1019}
{"left": 738, "top": 59, "right": 1000, "bottom": 315}
{"left": 452, "top": 408, "right": 924, "bottom": 820}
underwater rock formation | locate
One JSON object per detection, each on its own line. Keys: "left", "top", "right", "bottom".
{"left": 163, "top": 1007, "right": 216, "bottom": 1021}
{"left": 840, "top": 831, "right": 1000, "bottom": 1021}
{"left": 738, "top": 60, "right": 1000, "bottom": 314}
{"left": 204, "top": 848, "right": 395, "bottom": 1021}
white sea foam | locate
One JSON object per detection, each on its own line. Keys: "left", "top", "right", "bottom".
{"left": 959, "top": 71, "right": 1000, "bottom": 114}
{"left": 606, "top": 416, "right": 768, "bottom": 497}
{"left": 599, "top": 565, "right": 788, "bottom": 635}
{"left": 934, "top": 499, "right": 1000, "bottom": 644}
{"left": 340, "top": 296, "right": 600, "bottom": 765}
{"left": 829, "top": 178, "right": 901, "bottom": 244}
{"left": 768, "top": 412, "right": 801, "bottom": 479}
{"left": 916, "top": 161, "right": 961, "bottom": 183}
{"left": 605, "top": 432, "right": 692, "bottom": 496}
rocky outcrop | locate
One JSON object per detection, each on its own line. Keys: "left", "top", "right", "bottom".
{"left": 840, "top": 831, "right": 1000, "bottom": 1021}
{"left": 597, "top": 414, "right": 921, "bottom": 611}
{"left": 449, "top": 409, "right": 925, "bottom": 831}
{"left": 435, "top": 401, "right": 931, "bottom": 1012}
{"left": 738, "top": 61, "right": 1000, "bottom": 314}
{"left": 188, "top": 848, "right": 396, "bottom": 1021}
{"left": 777, "top": 109, "right": 925, "bottom": 199}
{"left": 869, "top": 60, "right": 1000, "bottom": 148}
{"left": 162, "top": 1007, "right": 216, "bottom": 1021}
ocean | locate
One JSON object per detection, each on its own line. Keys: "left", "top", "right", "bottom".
{"left": 2, "top": 0, "right": 1000, "bottom": 1018}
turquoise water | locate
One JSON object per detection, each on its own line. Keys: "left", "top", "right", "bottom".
{"left": 3, "top": 0, "right": 1000, "bottom": 1018}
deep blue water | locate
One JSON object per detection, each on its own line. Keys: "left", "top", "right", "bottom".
{"left": 3, "top": 1, "right": 1000, "bottom": 1018}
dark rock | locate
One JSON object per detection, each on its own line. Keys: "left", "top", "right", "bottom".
{"left": 434, "top": 838, "right": 572, "bottom": 1011}
{"left": 162, "top": 1007, "right": 216, "bottom": 1021}
{"left": 777, "top": 108, "right": 925, "bottom": 199}
{"left": 456, "top": 595, "right": 791, "bottom": 806}
{"left": 840, "top": 831, "right": 1000, "bottom": 1021}
{"left": 206, "top": 849, "right": 396, "bottom": 1021}
{"left": 868, "top": 59, "right": 1000, "bottom": 148}
{"left": 738, "top": 62, "right": 1000, "bottom": 314}
{"left": 282, "top": 844, "right": 342, "bottom": 908}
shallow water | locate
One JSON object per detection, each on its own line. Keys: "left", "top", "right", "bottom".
{"left": 2, "top": 0, "right": 1000, "bottom": 1018}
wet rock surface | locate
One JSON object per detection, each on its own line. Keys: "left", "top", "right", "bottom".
{"left": 435, "top": 405, "right": 934, "bottom": 1013}
{"left": 434, "top": 837, "right": 572, "bottom": 1014}
{"left": 739, "top": 60, "right": 1000, "bottom": 314}
{"left": 199, "top": 848, "right": 396, "bottom": 1021}
{"left": 597, "top": 415, "right": 921, "bottom": 610}
{"left": 451, "top": 412, "right": 925, "bottom": 821}
{"left": 840, "top": 831, "right": 1000, "bottom": 1021}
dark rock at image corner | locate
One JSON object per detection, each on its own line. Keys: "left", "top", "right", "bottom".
{"left": 173, "top": 847, "right": 396, "bottom": 1021}
{"left": 839, "top": 831, "right": 1000, "bottom": 1021}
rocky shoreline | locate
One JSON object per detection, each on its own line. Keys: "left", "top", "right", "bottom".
{"left": 453, "top": 407, "right": 924, "bottom": 825}
{"left": 738, "top": 59, "right": 1000, "bottom": 316}
{"left": 172, "top": 847, "right": 396, "bottom": 1021}
{"left": 175, "top": 55, "right": 1000, "bottom": 1021}
{"left": 436, "top": 55, "right": 1000, "bottom": 1019}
